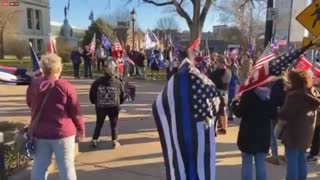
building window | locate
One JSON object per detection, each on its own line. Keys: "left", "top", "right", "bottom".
{"left": 35, "top": 10, "right": 41, "bottom": 30}
{"left": 36, "top": 39, "right": 43, "bottom": 52}
{"left": 27, "top": 8, "right": 33, "bottom": 29}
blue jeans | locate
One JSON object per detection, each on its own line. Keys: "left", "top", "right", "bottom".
{"left": 84, "top": 61, "right": 92, "bottom": 78}
{"left": 285, "top": 147, "right": 307, "bottom": 180}
{"left": 270, "top": 120, "right": 278, "bottom": 159}
{"left": 31, "top": 136, "right": 76, "bottom": 180}
{"left": 241, "top": 152, "right": 267, "bottom": 180}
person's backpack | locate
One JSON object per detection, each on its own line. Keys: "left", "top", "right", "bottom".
{"left": 96, "top": 80, "right": 120, "bottom": 108}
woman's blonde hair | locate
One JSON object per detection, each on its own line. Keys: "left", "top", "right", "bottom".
{"left": 40, "top": 53, "right": 63, "bottom": 76}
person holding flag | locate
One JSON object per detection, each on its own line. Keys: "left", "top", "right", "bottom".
{"left": 152, "top": 50, "right": 220, "bottom": 180}
{"left": 82, "top": 45, "right": 93, "bottom": 79}
{"left": 95, "top": 44, "right": 107, "bottom": 72}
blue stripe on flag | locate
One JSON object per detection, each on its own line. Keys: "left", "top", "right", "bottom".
{"left": 179, "top": 64, "right": 197, "bottom": 179}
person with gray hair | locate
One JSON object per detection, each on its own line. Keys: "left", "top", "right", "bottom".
{"left": 26, "top": 53, "right": 85, "bottom": 180}
{"left": 89, "top": 61, "right": 125, "bottom": 149}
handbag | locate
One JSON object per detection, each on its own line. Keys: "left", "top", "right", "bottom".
{"left": 15, "top": 84, "right": 54, "bottom": 157}
{"left": 274, "top": 119, "right": 287, "bottom": 140}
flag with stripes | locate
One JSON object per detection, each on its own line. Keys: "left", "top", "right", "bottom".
{"left": 30, "top": 42, "right": 42, "bottom": 77}
{"left": 252, "top": 43, "right": 275, "bottom": 72}
{"left": 89, "top": 33, "right": 96, "bottom": 55}
{"left": 258, "top": 43, "right": 273, "bottom": 60}
{"left": 152, "top": 59, "right": 220, "bottom": 180}
{"left": 237, "top": 45, "right": 312, "bottom": 96}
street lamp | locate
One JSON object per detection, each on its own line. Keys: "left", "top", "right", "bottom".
{"left": 131, "top": 8, "right": 136, "bottom": 51}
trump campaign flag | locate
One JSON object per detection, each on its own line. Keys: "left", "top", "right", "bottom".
{"left": 152, "top": 59, "right": 220, "bottom": 180}
{"left": 101, "top": 34, "right": 112, "bottom": 50}
{"left": 237, "top": 44, "right": 313, "bottom": 96}
{"left": 295, "top": 56, "right": 320, "bottom": 78}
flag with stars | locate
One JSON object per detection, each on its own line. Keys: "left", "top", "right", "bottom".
{"left": 237, "top": 45, "right": 312, "bottom": 96}
{"left": 152, "top": 59, "right": 220, "bottom": 180}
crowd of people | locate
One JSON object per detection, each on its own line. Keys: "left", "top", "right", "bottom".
{"left": 69, "top": 45, "right": 158, "bottom": 80}
{"left": 21, "top": 43, "right": 320, "bottom": 180}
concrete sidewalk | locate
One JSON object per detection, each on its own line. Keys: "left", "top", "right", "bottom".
{"left": 1, "top": 78, "right": 320, "bottom": 180}
{"left": 50, "top": 79, "right": 320, "bottom": 180}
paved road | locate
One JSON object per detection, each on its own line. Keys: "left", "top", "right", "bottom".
{"left": 1, "top": 78, "right": 320, "bottom": 180}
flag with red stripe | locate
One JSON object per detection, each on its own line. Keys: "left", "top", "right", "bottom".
{"left": 237, "top": 46, "right": 312, "bottom": 96}
{"left": 89, "top": 33, "right": 96, "bottom": 55}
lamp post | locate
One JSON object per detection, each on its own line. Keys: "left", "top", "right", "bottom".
{"left": 131, "top": 8, "right": 136, "bottom": 51}
{"left": 264, "top": 0, "right": 274, "bottom": 47}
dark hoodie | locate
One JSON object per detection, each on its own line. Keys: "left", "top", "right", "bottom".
{"left": 89, "top": 74, "right": 124, "bottom": 108}
{"left": 279, "top": 87, "right": 320, "bottom": 150}
{"left": 233, "top": 87, "right": 272, "bottom": 154}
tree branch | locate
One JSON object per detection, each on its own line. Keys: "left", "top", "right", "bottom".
{"left": 172, "top": 0, "right": 192, "bottom": 26}
{"left": 200, "top": 0, "right": 213, "bottom": 28}
{"left": 239, "top": 0, "right": 255, "bottom": 9}
{"left": 143, "top": 0, "right": 173, "bottom": 6}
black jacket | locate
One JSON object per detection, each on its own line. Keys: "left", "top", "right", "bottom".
{"left": 269, "top": 78, "right": 286, "bottom": 121}
{"left": 89, "top": 75, "right": 124, "bottom": 108}
{"left": 232, "top": 89, "right": 272, "bottom": 154}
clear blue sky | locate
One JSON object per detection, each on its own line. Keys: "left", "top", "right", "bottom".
{"left": 49, "top": 0, "right": 219, "bottom": 32}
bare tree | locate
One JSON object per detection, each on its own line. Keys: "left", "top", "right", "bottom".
{"left": 0, "top": 10, "right": 21, "bottom": 59}
{"left": 156, "top": 17, "right": 179, "bottom": 31}
{"left": 217, "top": 0, "right": 265, "bottom": 48}
{"left": 124, "top": 0, "right": 214, "bottom": 45}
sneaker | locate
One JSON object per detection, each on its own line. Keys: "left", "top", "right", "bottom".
{"left": 91, "top": 140, "right": 99, "bottom": 148}
{"left": 112, "top": 140, "right": 121, "bottom": 149}
{"left": 307, "top": 155, "right": 318, "bottom": 163}
{"left": 266, "top": 156, "right": 281, "bottom": 165}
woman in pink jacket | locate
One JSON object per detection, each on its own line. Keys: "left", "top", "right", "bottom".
{"left": 26, "top": 53, "right": 85, "bottom": 180}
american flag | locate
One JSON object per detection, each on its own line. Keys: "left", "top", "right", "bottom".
{"left": 152, "top": 59, "right": 220, "bottom": 180}
{"left": 30, "top": 42, "right": 42, "bottom": 77}
{"left": 89, "top": 33, "right": 96, "bottom": 55}
{"left": 112, "top": 42, "right": 123, "bottom": 51}
{"left": 252, "top": 43, "right": 275, "bottom": 72}
{"left": 238, "top": 45, "right": 312, "bottom": 95}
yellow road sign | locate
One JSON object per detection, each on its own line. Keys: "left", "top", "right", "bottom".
{"left": 296, "top": 0, "right": 320, "bottom": 37}
{"left": 303, "top": 37, "right": 320, "bottom": 49}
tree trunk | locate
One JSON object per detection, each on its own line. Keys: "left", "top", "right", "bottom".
{"left": 189, "top": 24, "right": 201, "bottom": 46}
{"left": 0, "top": 27, "right": 4, "bottom": 60}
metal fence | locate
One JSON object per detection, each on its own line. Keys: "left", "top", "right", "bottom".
{"left": 0, "top": 132, "right": 30, "bottom": 179}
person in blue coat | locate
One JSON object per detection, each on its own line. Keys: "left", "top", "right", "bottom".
{"left": 70, "top": 47, "right": 82, "bottom": 79}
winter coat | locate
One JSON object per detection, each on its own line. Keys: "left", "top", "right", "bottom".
{"left": 232, "top": 88, "right": 272, "bottom": 154}
{"left": 269, "top": 78, "right": 286, "bottom": 121}
{"left": 89, "top": 75, "right": 124, "bottom": 108}
{"left": 279, "top": 87, "right": 320, "bottom": 150}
